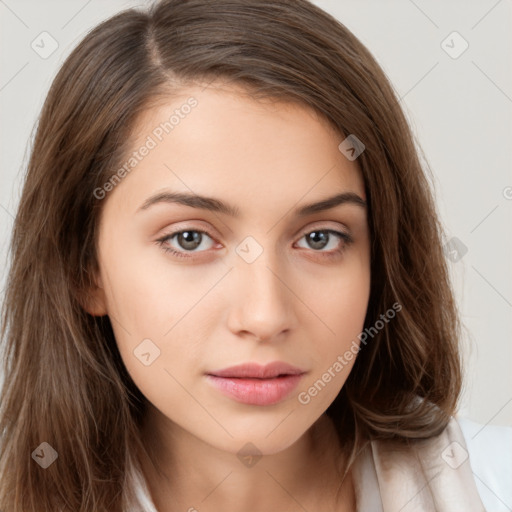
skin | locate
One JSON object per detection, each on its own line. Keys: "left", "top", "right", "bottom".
{"left": 85, "top": 82, "right": 371, "bottom": 511}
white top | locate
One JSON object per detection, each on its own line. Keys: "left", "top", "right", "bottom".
{"left": 126, "top": 416, "right": 512, "bottom": 511}
{"left": 457, "top": 417, "right": 512, "bottom": 511}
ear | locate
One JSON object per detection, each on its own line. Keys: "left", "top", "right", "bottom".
{"left": 79, "top": 273, "right": 108, "bottom": 317}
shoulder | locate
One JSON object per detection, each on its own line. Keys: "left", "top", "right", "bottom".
{"left": 123, "top": 460, "right": 159, "bottom": 512}
{"left": 368, "top": 417, "right": 489, "bottom": 512}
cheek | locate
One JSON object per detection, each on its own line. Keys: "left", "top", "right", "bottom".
{"left": 299, "top": 258, "right": 370, "bottom": 398}
{"left": 99, "top": 232, "right": 225, "bottom": 336}
{"left": 98, "top": 246, "right": 226, "bottom": 402}
{"left": 307, "top": 253, "right": 370, "bottom": 338}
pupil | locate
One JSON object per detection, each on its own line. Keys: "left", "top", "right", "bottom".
{"left": 179, "top": 231, "right": 201, "bottom": 250}
{"left": 309, "top": 231, "right": 328, "bottom": 250}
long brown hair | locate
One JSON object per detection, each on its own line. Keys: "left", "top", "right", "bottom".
{"left": 0, "top": 0, "right": 462, "bottom": 510}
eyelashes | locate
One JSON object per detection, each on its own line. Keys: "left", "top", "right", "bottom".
{"left": 156, "top": 229, "right": 217, "bottom": 259}
{"left": 155, "top": 227, "right": 354, "bottom": 260}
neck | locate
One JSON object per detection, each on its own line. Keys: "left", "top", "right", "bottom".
{"left": 138, "top": 408, "right": 356, "bottom": 512}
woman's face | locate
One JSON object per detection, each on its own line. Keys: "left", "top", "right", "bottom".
{"left": 89, "top": 83, "right": 371, "bottom": 455}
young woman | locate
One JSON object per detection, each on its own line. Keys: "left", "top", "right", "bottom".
{"left": 0, "top": 0, "right": 488, "bottom": 510}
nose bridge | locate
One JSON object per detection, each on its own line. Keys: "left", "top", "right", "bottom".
{"left": 228, "top": 237, "right": 295, "bottom": 340}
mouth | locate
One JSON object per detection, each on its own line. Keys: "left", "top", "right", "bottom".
{"left": 207, "top": 361, "right": 305, "bottom": 379}
{"left": 205, "top": 361, "right": 306, "bottom": 406}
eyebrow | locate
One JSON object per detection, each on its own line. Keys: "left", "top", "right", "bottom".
{"left": 137, "top": 190, "right": 367, "bottom": 217}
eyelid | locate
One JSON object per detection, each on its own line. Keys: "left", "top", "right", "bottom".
{"left": 295, "top": 220, "right": 350, "bottom": 238}
{"left": 154, "top": 220, "right": 220, "bottom": 241}
{"left": 156, "top": 220, "right": 350, "bottom": 243}
{"left": 156, "top": 226, "right": 218, "bottom": 248}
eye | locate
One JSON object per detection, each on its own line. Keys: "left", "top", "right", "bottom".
{"left": 156, "top": 229, "right": 217, "bottom": 259}
{"left": 156, "top": 226, "right": 353, "bottom": 260}
{"left": 295, "top": 229, "right": 353, "bottom": 257}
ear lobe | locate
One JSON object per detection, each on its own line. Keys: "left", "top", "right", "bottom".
{"left": 79, "top": 275, "right": 108, "bottom": 317}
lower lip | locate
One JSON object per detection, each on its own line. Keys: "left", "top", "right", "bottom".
{"left": 206, "top": 374, "right": 304, "bottom": 406}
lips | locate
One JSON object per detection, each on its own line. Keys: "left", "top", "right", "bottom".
{"left": 207, "top": 361, "right": 305, "bottom": 379}
{"left": 205, "top": 362, "right": 306, "bottom": 406}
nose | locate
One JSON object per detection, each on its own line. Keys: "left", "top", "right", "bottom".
{"left": 226, "top": 251, "right": 298, "bottom": 343}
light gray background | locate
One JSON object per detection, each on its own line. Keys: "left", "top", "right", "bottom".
{"left": 1, "top": 0, "right": 511, "bottom": 428}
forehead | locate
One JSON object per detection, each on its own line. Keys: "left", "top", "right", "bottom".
{"left": 105, "top": 83, "right": 366, "bottom": 216}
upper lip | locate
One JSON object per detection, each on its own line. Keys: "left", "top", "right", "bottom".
{"left": 207, "top": 361, "right": 306, "bottom": 379}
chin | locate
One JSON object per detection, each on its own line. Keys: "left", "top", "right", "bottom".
{"left": 197, "top": 414, "right": 316, "bottom": 456}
